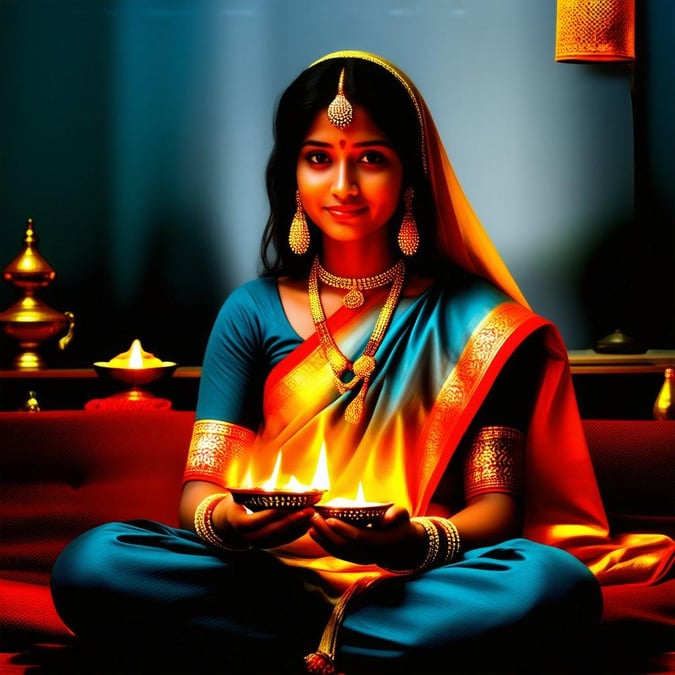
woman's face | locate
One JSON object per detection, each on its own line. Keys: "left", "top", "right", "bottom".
{"left": 296, "top": 105, "right": 404, "bottom": 248}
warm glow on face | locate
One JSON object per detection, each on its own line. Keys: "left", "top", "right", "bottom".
{"left": 296, "top": 106, "right": 403, "bottom": 250}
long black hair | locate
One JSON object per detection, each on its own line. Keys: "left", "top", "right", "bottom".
{"left": 260, "top": 57, "right": 441, "bottom": 278}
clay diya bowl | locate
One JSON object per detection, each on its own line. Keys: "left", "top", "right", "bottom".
{"left": 228, "top": 487, "right": 324, "bottom": 512}
{"left": 314, "top": 502, "right": 393, "bottom": 527}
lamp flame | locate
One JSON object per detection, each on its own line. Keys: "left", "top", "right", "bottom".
{"left": 310, "top": 443, "right": 331, "bottom": 491}
{"left": 128, "top": 339, "right": 145, "bottom": 368}
{"left": 107, "top": 338, "right": 164, "bottom": 369}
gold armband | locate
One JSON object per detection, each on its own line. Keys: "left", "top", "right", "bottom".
{"left": 183, "top": 420, "right": 254, "bottom": 486}
{"left": 464, "top": 426, "right": 524, "bottom": 500}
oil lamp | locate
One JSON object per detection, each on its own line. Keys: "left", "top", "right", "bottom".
{"left": 0, "top": 219, "right": 75, "bottom": 369}
{"left": 228, "top": 451, "right": 325, "bottom": 512}
{"left": 315, "top": 483, "right": 393, "bottom": 527}
{"left": 93, "top": 338, "right": 177, "bottom": 404}
{"left": 228, "top": 444, "right": 392, "bottom": 526}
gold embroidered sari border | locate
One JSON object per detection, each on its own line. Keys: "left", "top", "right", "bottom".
{"left": 417, "top": 303, "right": 542, "bottom": 508}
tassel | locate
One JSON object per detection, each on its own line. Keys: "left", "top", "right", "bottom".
{"left": 304, "top": 650, "right": 337, "bottom": 675}
{"left": 304, "top": 577, "right": 381, "bottom": 674}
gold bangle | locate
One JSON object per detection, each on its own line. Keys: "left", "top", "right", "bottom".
{"left": 429, "top": 517, "right": 461, "bottom": 565}
{"left": 380, "top": 516, "right": 440, "bottom": 575}
{"left": 193, "top": 493, "right": 250, "bottom": 551}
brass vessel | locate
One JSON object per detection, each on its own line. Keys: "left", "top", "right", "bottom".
{"left": 653, "top": 367, "right": 674, "bottom": 420}
{"left": 0, "top": 218, "right": 75, "bottom": 369}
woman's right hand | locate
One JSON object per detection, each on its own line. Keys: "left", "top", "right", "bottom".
{"left": 212, "top": 493, "right": 315, "bottom": 550}
{"left": 180, "top": 481, "right": 314, "bottom": 550}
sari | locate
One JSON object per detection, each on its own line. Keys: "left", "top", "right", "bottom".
{"left": 188, "top": 271, "right": 674, "bottom": 599}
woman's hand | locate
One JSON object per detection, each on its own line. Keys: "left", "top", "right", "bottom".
{"left": 180, "top": 482, "right": 314, "bottom": 550}
{"left": 212, "top": 493, "right": 315, "bottom": 550}
{"left": 308, "top": 505, "right": 428, "bottom": 569}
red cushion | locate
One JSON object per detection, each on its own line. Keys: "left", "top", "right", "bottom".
{"left": 0, "top": 410, "right": 193, "bottom": 576}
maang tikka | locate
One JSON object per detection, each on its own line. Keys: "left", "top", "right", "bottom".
{"left": 289, "top": 190, "right": 310, "bottom": 255}
{"left": 398, "top": 187, "right": 419, "bottom": 256}
{"left": 327, "top": 67, "right": 353, "bottom": 129}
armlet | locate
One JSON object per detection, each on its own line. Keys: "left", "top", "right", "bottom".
{"left": 463, "top": 426, "right": 524, "bottom": 500}
{"left": 182, "top": 420, "right": 255, "bottom": 487}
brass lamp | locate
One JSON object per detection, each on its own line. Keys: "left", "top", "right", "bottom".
{"left": 0, "top": 219, "right": 75, "bottom": 369}
{"left": 91, "top": 338, "right": 177, "bottom": 408}
{"left": 556, "top": 0, "right": 635, "bottom": 63}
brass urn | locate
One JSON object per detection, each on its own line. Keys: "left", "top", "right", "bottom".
{"left": 0, "top": 218, "right": 75, "bottom": 369}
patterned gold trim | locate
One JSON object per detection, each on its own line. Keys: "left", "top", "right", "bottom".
{"left": 415, "top": 302, "right": 539, "bottom": 511}
{"left": 183, "top": 420, "right": 255, "bottom": 485}
{"left": 464, "top": 426, "right": 524, "bottom": 500}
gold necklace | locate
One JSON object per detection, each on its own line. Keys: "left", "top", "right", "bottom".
{"left": 316, "top": 259, "right": 402, "bottom": 309}
{"left": 308, "top": 256, "right": 405, "bottom": 423}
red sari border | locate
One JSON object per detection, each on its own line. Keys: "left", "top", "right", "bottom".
{"left": 415, "top": 302, "right": 547, "bottom": 512}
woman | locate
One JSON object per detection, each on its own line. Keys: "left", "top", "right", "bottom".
{"left": 52, "top": 51, "right": 674, "bottom": 674}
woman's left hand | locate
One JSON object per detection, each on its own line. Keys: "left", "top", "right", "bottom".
{"left": 308, "top": 505, "right": 427, "bottom": 569}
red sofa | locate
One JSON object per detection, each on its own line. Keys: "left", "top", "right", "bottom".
{"left": 0, "top": 410, "right": 673, "bottom": 673}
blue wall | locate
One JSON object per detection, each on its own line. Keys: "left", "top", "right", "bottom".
{"left": 1, "top": 0, "right": 673, "bottom": 367}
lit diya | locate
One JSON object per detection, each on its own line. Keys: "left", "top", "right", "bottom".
{"left": 228, "top": 487, "right": 325, "bottom": 512}
{"left": 315, "top": 483, "right": 393, "bottom": 527}
{"left": 93, "top": 339, "right": 177, "bottom": 402}
{"left": 228, "top": 452, "right": 325, "bottom": 512}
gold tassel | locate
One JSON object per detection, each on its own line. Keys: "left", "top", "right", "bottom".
{"left": 304, "top": 577, "right": 381, "bottom": 674}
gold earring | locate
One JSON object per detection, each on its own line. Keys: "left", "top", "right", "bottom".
{"left": 398, "top": 187, "right": 419, "bottom": 256}
{"left": 289, "top": 191, "right": 310, "bottom": 255}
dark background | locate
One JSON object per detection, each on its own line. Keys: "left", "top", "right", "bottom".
{"left": 1, "top": 0, "right": 673, "bottom": 370}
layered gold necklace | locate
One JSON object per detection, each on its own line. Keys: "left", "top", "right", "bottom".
{"left": 316, "top": 258, "right": 403, "bottom": 309}
{"left": 308, "top": 256, "right": 406, "bottom": 423}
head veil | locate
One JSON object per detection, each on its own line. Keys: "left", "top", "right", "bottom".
{"left": 310, "top": 51, "right": 529, "bottom": 308}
